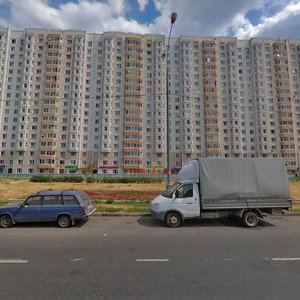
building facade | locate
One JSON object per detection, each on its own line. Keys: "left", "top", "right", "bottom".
{"left": 0, "top": 28, "right": 300, "bottom": 174}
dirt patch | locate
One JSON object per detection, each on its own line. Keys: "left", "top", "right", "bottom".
{"left": 0, "top": 179, "right": 165, "bottom": 202}
{"left": 1, "top": 179, "right": 299, "bottom": 212}
{"left": 290, "top": 182, "right": 300, "bottom": 200}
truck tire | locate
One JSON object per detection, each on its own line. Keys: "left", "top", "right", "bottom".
{"left": 165, "top": 212, "right": 182, "bottom": 228}
{"left": 242, "top": 211, "right": 258, "bottom": 228}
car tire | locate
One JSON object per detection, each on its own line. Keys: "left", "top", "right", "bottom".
{"left": 57, "top": 215, "right": 72, "bottom": 228}
{"left": 0, "top": 215, "right": 13, "bottom": 228}
{"left": 165, "top": 211, "right": 182, "bottom": 228}
{"left": 242, "top": 211, "right": 259, "bottom": 228}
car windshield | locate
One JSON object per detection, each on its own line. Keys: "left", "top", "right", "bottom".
{"left": 161, "top": 182, "right": 181, "bottom": 198}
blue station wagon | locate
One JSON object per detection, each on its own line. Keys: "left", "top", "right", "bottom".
{"left": 0, "top": 190, "right": 96, "bottom": 228}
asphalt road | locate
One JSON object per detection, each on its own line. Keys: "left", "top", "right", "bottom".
{"left": 1, "top": 215, "right": 300, "bottom": 300}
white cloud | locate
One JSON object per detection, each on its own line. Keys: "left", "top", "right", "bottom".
{"left": 149, "top": 0, "right": 266, "bottom": 36}
{"left": 233, "top": 1, "right": 300, "bottom": 38}
{"left": 0, "top": 0, "right": 300, "bottom": 40}
{"left": 149, "top": 0, "right": 300, "bottom": 39}
{"left": 137, "top": 0, "right": 148, "bottom": 12}
{"left": 0, "top": 0, "right": 148, "bottom": 33}
{"left": 9, "top": 0, "right": 63, "bottom": 29}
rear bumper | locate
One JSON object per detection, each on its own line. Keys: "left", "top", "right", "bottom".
{"left": 85, "top": 208, "right": 96, "bottom": 217}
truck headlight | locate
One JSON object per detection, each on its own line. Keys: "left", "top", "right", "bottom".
{"left": 152, "top": 203, "right": 159, "bottom": 210}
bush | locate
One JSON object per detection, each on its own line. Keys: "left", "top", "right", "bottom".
{"left": 86, "top": 177, "right": 98, "bottom": 183}
{"left": 30, "top": 175, "right": 84, "bottom": 183}
{"left": 30, "top": 175, "right": 162, "bottom": 184}
{"left": 30, "top": 175, "right": 51, "bottom": 182}
{"left": 62, "top": 176, "right": 84, "bottom": 183}
{"left": 97, "top": 177, "right": 162, "bottom": 184}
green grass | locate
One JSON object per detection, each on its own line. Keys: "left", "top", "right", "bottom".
{"left": 96, "top": 206, "right": 123, "bottom": 213}
{"left": 94, "top": 200, "right": 149, "bottom": 213}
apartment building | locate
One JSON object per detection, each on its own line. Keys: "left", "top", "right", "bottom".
{"left": 0, "top": 28, "right": 300, "bottom": 174}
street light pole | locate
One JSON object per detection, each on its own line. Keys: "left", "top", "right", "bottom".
{"left": 165, "top": 12, "right": 177, "bottom": 191}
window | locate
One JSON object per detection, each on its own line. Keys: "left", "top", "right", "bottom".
{"left": 25, "top": 196, "right": 42, "bottom": 206}
{"left": 63, "top": 196, "right": 79, "bottom": 206}
{"left": 177, "top": 184, "right": 193, "bottom": 198}
{"left": 43, "top": 196, "right": 62, "bottom": 206}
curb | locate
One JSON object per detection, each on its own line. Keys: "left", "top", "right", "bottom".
{"left": 284, "top": 212, "right": 300, "bottom": 216}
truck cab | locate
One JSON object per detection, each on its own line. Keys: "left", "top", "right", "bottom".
{"left": 150, "top": 182, "right": 200, "bottom": 227}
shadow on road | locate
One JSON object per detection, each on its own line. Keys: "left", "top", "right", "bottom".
{"left": 137, "top": 215, "right": 164, "bottom": 227}
{"left": 12, "top": 219, "right": 88, "bottom": 229}
{"left": 138, "top": 215, "right": 276, "bottom": 228}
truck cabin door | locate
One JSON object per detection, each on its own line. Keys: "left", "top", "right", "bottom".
{"left": 174, "top": 183, "right": 199, "bottom": 218}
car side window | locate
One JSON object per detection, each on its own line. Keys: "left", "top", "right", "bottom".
{"left": 25, "top": 196, "right": 42, "bottom": 206}
{"left": 42, "top": 196, "right": 62, "bottom": 206}
{"left": 63, "top": 196, "right": 80, "bottom": 206}
{"left": 177, "top": 184, "right": 193, "bottom": 198}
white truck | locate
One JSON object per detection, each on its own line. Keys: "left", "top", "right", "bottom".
{"left": 150, "top": 158, "right": 292, "bottom": 228}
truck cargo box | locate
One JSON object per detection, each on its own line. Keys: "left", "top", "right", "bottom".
{"left": 182, "top": 158, "right": 292, "bottom": 210}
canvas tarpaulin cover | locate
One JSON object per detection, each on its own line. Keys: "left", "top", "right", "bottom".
{"left": 197, "top": 158, "right": 291, "bottom": 201}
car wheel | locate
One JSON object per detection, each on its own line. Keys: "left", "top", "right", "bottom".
{"left": 165, "top": 211, "right": 182, "bottom": 228}
{"left": 57, "top": 215, "right": 72, "bottom": 228}
{"left": 0, "top": 215, "right": 13, "bottom": 228}
{"left": 242, "top": 211, "right": 259, "bottom": 228}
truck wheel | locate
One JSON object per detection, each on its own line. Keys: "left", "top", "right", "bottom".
{"left": 242, "top": 211, "right": 258, "bottom": 228}
{"left": 0, "top": 215, "right": 13, "bottom": 228}
{"left": 165, "top": 212, "right": 182, "bottom": 228}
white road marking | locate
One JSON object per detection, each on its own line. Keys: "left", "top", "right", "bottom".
{"left": 0, "top": 259, "right": 28, "bottom": 264}
{"left": 136, "top": 259, "right": 169, "bottom": 262}
{"left": 269, "top": 258, "right": 300, "bottom": 261}
{"left": 70, "top": 258, "right": 85, "bottom": 262}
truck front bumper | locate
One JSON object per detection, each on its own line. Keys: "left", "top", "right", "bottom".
{"left": 149, "top": 207, "right": 165, "bottom": 221}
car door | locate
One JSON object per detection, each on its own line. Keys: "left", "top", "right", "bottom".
{"left": 13, "top": 196, "right": 42, "bottom": 222}
{"left": 173, "top": 183, "right": 198, "bottom": 218}
{"left": 40, "top": 195, "right": 63, "bottom": 221}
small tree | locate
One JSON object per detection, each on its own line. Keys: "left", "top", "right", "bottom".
{"left": 80, "top": 162, "right": 96, "bottom": 183}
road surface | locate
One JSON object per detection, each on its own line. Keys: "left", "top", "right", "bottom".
{"left": 1, "top": 215, "right": 300, "bottom": 299}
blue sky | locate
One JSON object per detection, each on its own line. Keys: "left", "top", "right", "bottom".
{"left": 0, "top": 0, "right": 300, "bottom": 39}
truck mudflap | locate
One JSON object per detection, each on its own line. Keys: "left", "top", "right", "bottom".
{"left": 269, "top": 208, "right": 284, "bottom": 216}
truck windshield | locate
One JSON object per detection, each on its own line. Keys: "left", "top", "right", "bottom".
{"left": 161, "top": 182, "right": 181, "bottom": 198}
